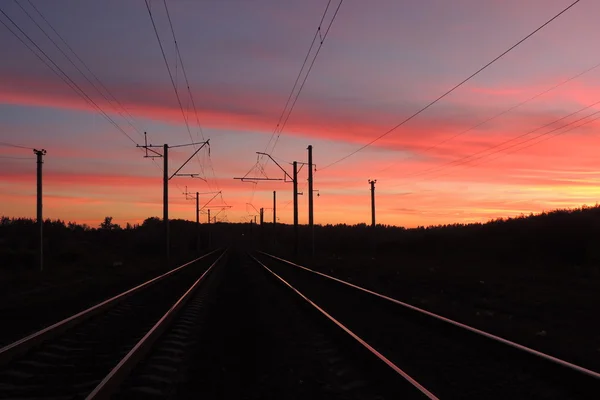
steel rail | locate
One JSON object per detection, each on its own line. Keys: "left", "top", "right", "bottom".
{"left": 86, "top": 248, "right": 228, "bottom": 399}
{"left": 257, "top": 251, "right": 600, "bottom": 381}
{"left": 0, "top": 248, "right": 222, "bottom": 365}
{"left": 250, "top": 254, "right": 438, "bottom": 400}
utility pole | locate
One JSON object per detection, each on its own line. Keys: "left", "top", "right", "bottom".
{"left": 34, "top": 149, "right": 46, "bottom": 271}
{"left": 163, "top": 144, "right": 169, "bottom": 266}
{"left": 138, "top": 133, "right": 209, "bottom": 268}
{"left": 208, "top": 209, "right": 211, "bottom": 224}
{"left": 260, "top": 208, "right": 264, "bottom": 226}
{"left": 369, "top": 179, "right": 377, "bottom": 228}
{"left": 184, "top": 188, "right": 225, "bottom": 253}
{"left": 136, "top": 132, "right": 210, "bottom": 267}
{"left": 234, "top": 152, "right": 299, "bottom": 254}
{"left": 293, "top": 161, "right": 299, "bottom": 255}
{"left": 196, "top": 192, "right": 200, "bottom": 253}
{"left": 307, "top": 145, "right": 314, "bottom": 257}
{"left": 273, "top": 191, "right": 276, "bottom": 225}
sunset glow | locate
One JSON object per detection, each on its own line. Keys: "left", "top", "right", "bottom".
{"left": 2, "top": 0, "right": 599, "bottom": 227}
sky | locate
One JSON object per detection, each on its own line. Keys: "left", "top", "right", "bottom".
{"left": 1, "top": 0, "right": 600, "bottom": 228}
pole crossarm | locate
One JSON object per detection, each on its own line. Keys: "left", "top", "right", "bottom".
{"left": 138, "top": 132, "right": 163, "bottom": 158}
{"left": 169, "top": 141, "right": 209, "bottom": 180}
{"left": 233, "top": 177, "right": 284, "bottom": 181}
{"left": 169, "top": 141, "right": 210, "bottom": 149}
{"left": 175, "top": 173, "right": 207, "bottom": 181}
{"left": 256, "top": 152, "right": 294, "bottom": 182}
{"left": 136, "top": 145, "right": 163, "bottom": 158}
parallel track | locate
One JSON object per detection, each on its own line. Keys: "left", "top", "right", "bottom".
{"left": 0, "top": 249, "right": 226, "bottom": 399}
{"left": 254, "top": 251, "right": 600, "bottom": 399}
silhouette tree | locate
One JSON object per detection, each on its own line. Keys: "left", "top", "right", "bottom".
{"left": 99, "top": 216, "right": 120, "bottom": 231}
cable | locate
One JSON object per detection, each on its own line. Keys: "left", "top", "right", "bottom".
{"left": 162, "top": 0, "right": 209, "bottom": 180}
{"left": 319, "top": 0, "right": 581, "bottom": 171}
{"left": 261, "top": 0, "right": 333, "bottom": 157}
{"left": 0, "top": 141, "right": 34, "bottom": 150}
{"left": 379, "top": 59, "right": 600, "bottom": 174}
{"left": 241, "top": 0, "right": 342, "bottom": 205}
{"left": 0, "top": 155, "right": 35, "bottom": 159}
{"left": 24, "top": 0, "right": 145, "bottom": 139}
{"left": 414, "top": 105, "right": 600, "bottom": 182}
{"left": 404, "top": 99, "right": 600, "bottom": 182}
{"left": 420, "top": 110, "right": 600, "bottom": 183}
{"left": 0, "top": 7, "right": 138, "bottom": 145}
{"left": 150, "top": 1, "right": 227, "bottom": 205}
{"left": 145, "top": 1, "right": 203, "bottom": 171}
{"left": 162, "top": 0, "right": 205, "bottom": 143}
{"left": 268, "top": 0, "right": 344, "bottom": 157}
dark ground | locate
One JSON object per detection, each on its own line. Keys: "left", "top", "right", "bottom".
{"left": 2, "top": 208, "right": 600, "bottom": 392}
{"left": 282, "top": 252, "right": 600, "bottom": 375}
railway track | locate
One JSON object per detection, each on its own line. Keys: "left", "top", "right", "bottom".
{"left": 4, "top": 247, "right": 596, "bottom": 399}
{"left": 253, "top": 251, "right": 600, "bottom": 399}
{"left": 0, "top": 249, "right": 227, "bottom": 399}
{"left": 160, "top": 249, "right": 423, "bottom": 399}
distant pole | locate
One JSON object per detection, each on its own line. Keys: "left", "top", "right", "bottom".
{"left": 307, "top": 145, "right": 314, "bottom": 257}
{"left": 163, "top": 144, "right": 169, "bottom": 267}
{"left": 273, "top": 191, "right": 276, "bottom": 225}
{"left": 195, "top": 192, "right": 200, "bottom": 253}
{"left": 34, "top": 149, "right": 46, "bottom": 271}
{"left": 369, "top": 179, "right": 377, "bottom": 228}
{"left": 260, "top": 208, "right": 264, "bottom": 226}
{"left": 293, "top": 161, "right": 299, "bottom": 256}
{"left": 207, "top": 209, "right": 212, "bottom": 248}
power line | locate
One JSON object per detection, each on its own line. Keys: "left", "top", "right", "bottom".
{"left": 379, "top": 59, "right": 600, "bottom": 174}
{"left": 0, "top": 155, "right": 35, "bottom": 159}
{"left": 0, "top": 141, "right": 34, "bottom": 150}
{"left": 268, "top": 0, "right": 344, "bottom": 157}
{"left": 0, "top": 6, "right": 138, "bottom": 145}
{"left": 261, "top": 0, "right": 334, "bottom": 156}
{"left": 319, "top": 0, "right": 581, "bottom": 171}
{"left": 241, "top": 0, "right": 342, "bottom": 191}
{"left": 147, "top": 1, "right": 227, "bottom": 204}
{"left": 162, "top": 0, "right": 209, "bottom": 180}
{"left": 420, "top": 110, "right": 600, "bottom": 183}
{"left": 24, "top": 0, "right": 145, "bottom": 139}
{"left": 405, "top": 99, "right": 600, "bottom": 182}
{"left": 162, "top": 0, "right": 205, "bottom": 143}
{"left": 413, "top": 106, "right": 600, "bottom": 183}
{"left": 144, "top": 1, "right": 201, "bottom": 168}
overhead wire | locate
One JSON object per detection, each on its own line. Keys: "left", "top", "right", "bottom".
{"left": 145, "top": 1, "right": 208, "bottom": 180}
{"left": 162, "top": 0, "right": 207, "bottom": 180}
{"left": 241, "top": 0, "right": 343, "bottom": 183}
{"left": 418, "top": 109, "right": 600, "bottom": 183}
{"left": 0, "top": 155, "right": 35, "bottom": 160}
{"left": 24, "top": 0, "right": 145, "bottom": 139}
{"left": 0, "top": 6, "right": 138, "bottom": 145}
{"left": 155, "top": 1, "right": 227, "bottom": 205}
{"left": 0, "top": 141, "right": 34, "bottom": 150}
{"left": 379, "top": 59, "right": 600, "bottom": 174}
{"left": 401, "top": 99, "right": 600, "bottom": 183}
{"left": 268, "top": 0, "right": 344, "bottom": 157}
{"left": 319, "top": 0, "right": 582, "bottom": 171}
{"left": 261, "top": 0, "right": 333, "bottom": 157}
